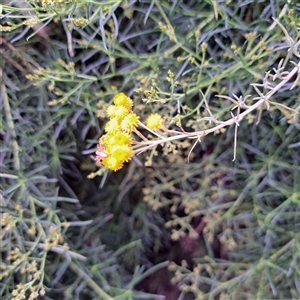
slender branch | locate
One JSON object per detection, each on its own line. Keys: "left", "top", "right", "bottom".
{"left": 62, "top": 20, "right": 74, "bottom": 57}
{"left": 2, "top": 80, "right": 21, "bottom": 172}
{"left": 69, "top": 261, "right": 114, "bottom": 300}
{"left": 23, "top": 241, "right": 87, "bottom": 261}
{"left": 133, "top": 61, "right": 300, "bottom": 156}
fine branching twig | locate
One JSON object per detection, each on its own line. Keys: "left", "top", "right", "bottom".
{"left": 133, "top": 60, "right": 299, "bottom": 159}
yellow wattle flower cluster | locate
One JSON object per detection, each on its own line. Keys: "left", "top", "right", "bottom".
{"left": 96, "top": 93, "right": 139, "bottom": 171}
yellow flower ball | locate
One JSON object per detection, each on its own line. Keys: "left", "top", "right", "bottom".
{"left": 101, "top": 156, "right": 123, "bottom": 172}
{"left": 108, "top": 145, "right": 133, "bottom": 162}
{"left": 121, "top": 113, "right": 139, "bottom": 132}
{"left": 102, "top": 131, "right": 132, "bottom": 146}
{"left": 104, "top": 118, "right": 120, "bottom": 133}
{"left": 106, "top": 105, "right": 118, "bottom": 118}
{"left": 114, "top": 105, "right": 131, "bottom": 121}
{"left": 113, "top": 93, "right": 133, "bottom": 110}
{"left": 106, "top": 105, "right": 130, "bottom": 121}
{"left": 146, "top": 113, "right": 163, "bottom": 131}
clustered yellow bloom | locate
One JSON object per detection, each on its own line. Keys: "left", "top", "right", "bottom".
{"left": 95, "top": 93, "right": 138, "bottom": 171}
{"left": 23, "top": 18, "right": 41, "bottom": 28}
{"left": 70, "top": 17, "right": 88, "bottom": 27}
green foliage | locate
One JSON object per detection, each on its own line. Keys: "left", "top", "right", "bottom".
{"left": 1, "top": 1, "right": 300, "bottom": 299}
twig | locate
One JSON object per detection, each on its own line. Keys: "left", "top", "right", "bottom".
{"left": 23, "top": 241, "right": 87, "bottom": 261}
{"left": 69, "top": 261, "right": 114, "bottom": 300}
{"left": 133, "top": 61, "right": 300, "bottom": 158}
{"left": 1, "top": 81, "right": 20, "bottom": 172}
{"left": 231, "top": 106, "right": 240, "bottom": 162}
{"left": 62, "top": 20, "right": 75, "bottom": 57}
